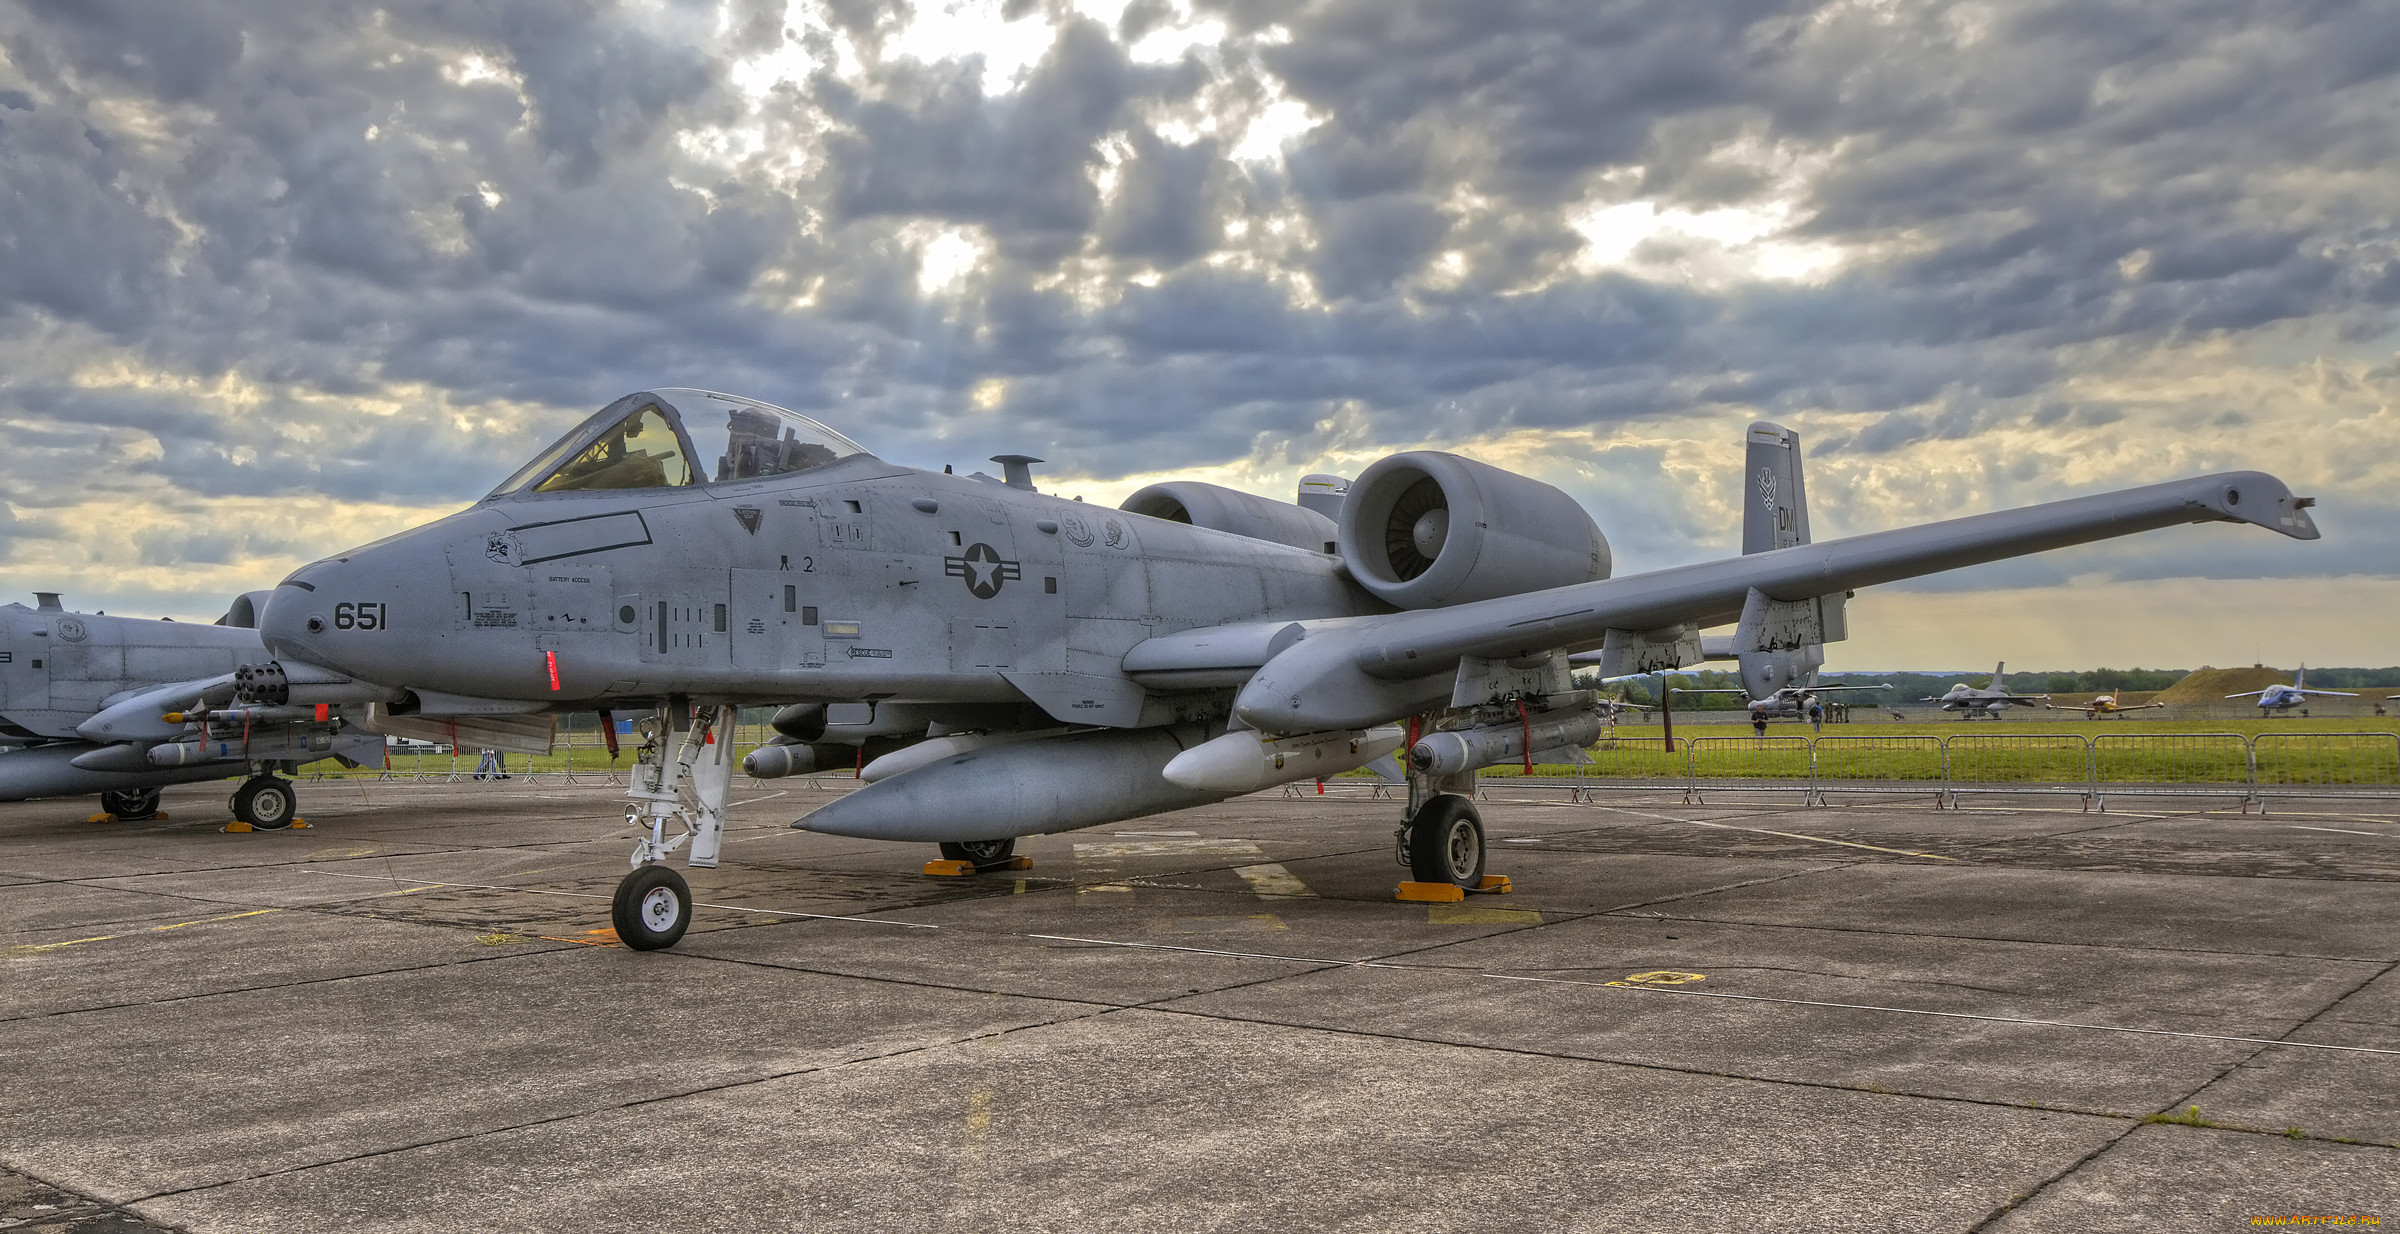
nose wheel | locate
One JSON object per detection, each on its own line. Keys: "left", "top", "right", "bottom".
{"left": 230, "top": 776, "right": 297, "bottom": 830}
{"left": 613, "top": 866, "right": 693, "bottom": 950}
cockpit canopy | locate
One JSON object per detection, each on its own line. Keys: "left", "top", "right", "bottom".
{"left": 488, "top": 389, "right": 869, "bottom": 498}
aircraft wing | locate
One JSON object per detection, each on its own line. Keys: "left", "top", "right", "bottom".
{"left": 2299, "top": 689, "right": 2359, "bottom": 697}
{"left": 2225, "top": 690, "right": 2269, "bottom": 698}
{"left": 1230, "top": 471, "right": 2314, "bottom": 732}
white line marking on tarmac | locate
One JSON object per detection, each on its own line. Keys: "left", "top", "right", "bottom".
{"left": 730, "top": 792, "right": 789, "bottom": 808}
{"left": 1689, "top": 821, "right": 1961, "bottom": 861}
{"left": 2284, "top": 826, "right": 2384, "bottom": 837}
{"left": 1115, "top": 830, "right": 1198, "bottom": 837}
{"left": 1481, "top": 973, "right": 2400, "bottom": 1056}
{"left": 1027, "top": 934, "right": 1398, "bottom": 968}
{"left": 1233, "top": 863, "right": 1317, "bottom": 899}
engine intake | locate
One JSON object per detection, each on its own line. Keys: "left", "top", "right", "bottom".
{"left": 1121, "top": 481, "right": 1338, "bottom": 553}
{"left": 1337, "top": 451, "right": 1609, "bottom": 608}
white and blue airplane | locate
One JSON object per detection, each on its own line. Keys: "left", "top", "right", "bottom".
{"left": 2227, "top": 666, "right": 2355, "bottom": 714}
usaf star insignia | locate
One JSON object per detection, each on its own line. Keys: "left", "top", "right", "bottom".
{"left": 944, "top": 542, "right": 1022, "bottom": 599}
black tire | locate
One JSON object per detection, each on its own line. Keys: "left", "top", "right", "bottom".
{"left": 232, "top": 777, "right": 297, "bottom": 830}
{"left": 1406, "top": 794, "right": 1486, "bottom": 888}
{"left": 613, "top": 866, "right": 692, "bottom": 951}
{"left": 939, "top": 838, "right": 1016, "bottom": 867}
{"left": 100, "top": 787, "right": 163, "bottom": 821}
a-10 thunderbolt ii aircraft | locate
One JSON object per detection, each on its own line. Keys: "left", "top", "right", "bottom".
{"left": 240, "top": 388, "right": 2319, "bottom": 948}
{"left": 1658, "top": 423, "right": 1888, "bottom": 719}
{"left": 1922, "top": 662, "right": 2049, "bottom": 718}
{"left": 0, "top": 591, "right": 388, "bottom": 825}
{"left": 2228, "top": 665, "right": 2356, "bottom": 715}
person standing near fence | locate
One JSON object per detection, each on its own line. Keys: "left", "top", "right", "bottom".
{"left": 473, "top": 748, "right": 509, "bottom": 780}
{"left": 1753, "top": 713, "right": 1768, "bottom": 738}
{"left": 1807, "top": 700, "right": 1825, "bottom": 732}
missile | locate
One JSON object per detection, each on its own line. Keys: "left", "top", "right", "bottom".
{"left": 741, "top": 741, "right": 816, "bottom": 779}
{"left": 1410, "top": 706, "right": 1610, "bottom": 778}
{"left": 794, "top": 723, "right": 1223, "bottom": 843}
{"left": 1161, "top": 725, "right": 1404, "bottom": 793}
{"left": 148, "top": 742, "right": 226, "bottom": 767}
{"left": 858, "top": 727, "right": 1072, "bottom": 783}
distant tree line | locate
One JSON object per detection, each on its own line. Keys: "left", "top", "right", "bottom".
{"left": 1575, "top": 666, "right": 2400, "bottom": 709}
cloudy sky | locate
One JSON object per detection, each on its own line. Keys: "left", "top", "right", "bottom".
{"left": 2, "top": 0, "right": 2394, "bottom": 670}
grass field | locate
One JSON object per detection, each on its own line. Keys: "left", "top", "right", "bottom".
{"left": 303, "top": 715, "right": 2400, "bottom": 790}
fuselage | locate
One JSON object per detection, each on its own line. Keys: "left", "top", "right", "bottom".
{"left": 262, "top": 456, "right": 1386, "bottom": 716}
{"left": 0, "top": 604, "right": 260, "bottom": 742}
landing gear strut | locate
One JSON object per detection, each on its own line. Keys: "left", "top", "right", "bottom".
{"left": 614, "top": 703, "right": 735, "bottom": 951}
{"left": 99, "top": 787, "right": 163, "bottom": 821}
{"left": 231, "top": 776, "right": 296, "bottom": 829}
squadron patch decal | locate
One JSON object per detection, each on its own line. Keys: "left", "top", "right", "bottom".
{"left": 732, "top": 506, "right": 763, "bottom": 535}
{"left": 944, "top": 543, "right": 1022, "bottom": 599}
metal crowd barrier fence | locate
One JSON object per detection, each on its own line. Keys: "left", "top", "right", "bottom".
{"left": 298, "top": 722, "right": 786, "bottom": 788}
{"left": 1473, "top": 731, "right": 2400, "bottom": 810}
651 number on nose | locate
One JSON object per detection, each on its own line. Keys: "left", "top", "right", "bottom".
{"left": 334, "top": 602, "right": 388, "bottom": 631}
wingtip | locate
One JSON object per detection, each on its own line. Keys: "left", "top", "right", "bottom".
{"left": 2199, "top": 471, "right": 2320, "bottom": 540}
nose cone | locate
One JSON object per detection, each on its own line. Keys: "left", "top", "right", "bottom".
{"left": 260, "top": 512, "right": 470, "bottom": 683}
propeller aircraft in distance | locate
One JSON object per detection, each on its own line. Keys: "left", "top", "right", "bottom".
{"left": 2045, "top": 694, "right": 2168, "bottom": 719}
{"left": 2228, "top": 666, "right": 2356, "bottom": 715}
{"left": 245, "top": 388, "right": 2320, "bottom": 947}
{"left": 1923, "top": 662, "right": 2050, "bottom": 718}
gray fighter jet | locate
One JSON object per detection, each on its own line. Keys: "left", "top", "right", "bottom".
{"left": 1922, "top": 662, "right": 2049, "bottom": 717}
{"left": 0, "top": 592, "right": 389, "bottom": 825}
{"left": 244, "top": 388, "right": 2318, "bottom": 947}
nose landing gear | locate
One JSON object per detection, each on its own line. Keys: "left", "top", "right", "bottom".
{"left": 614, "top": 703, "right": 735, "bottom": 951}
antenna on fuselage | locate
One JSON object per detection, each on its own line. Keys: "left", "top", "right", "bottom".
{"left": 990, "top": 455, "right": 1042, "bottom": 492}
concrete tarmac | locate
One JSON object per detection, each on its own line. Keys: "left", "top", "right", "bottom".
{"left": 3, "top": 775, "right": 2396, "bottom": 1231}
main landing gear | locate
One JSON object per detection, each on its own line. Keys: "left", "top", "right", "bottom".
{"left": 1394, "top": 769, "right": 1507, "bottom": 903}
{"left": 939, "top": 837, "right": 1015, "bottom": 865}
{"left": 231, "top": 775, "right": 297, "bottom": 829}
{"left": 612, "top": 703, "right": 735, "bottom": 951}
{"left": 98, "top": 787, "right": 164, "bottom": 822}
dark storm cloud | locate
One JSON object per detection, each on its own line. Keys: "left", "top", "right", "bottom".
{"left": 0, "top": 0, "right": 2394, "bottom": 619}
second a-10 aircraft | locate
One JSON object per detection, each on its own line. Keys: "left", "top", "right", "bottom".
{"left": 241, "top": 388, "right": 2320, "bottom": 948}
{"left": 1656, "top": 423, "right": 1889, "bottom": 720}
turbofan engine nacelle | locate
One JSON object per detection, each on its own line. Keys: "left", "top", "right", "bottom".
{"left": 1121, "top": 481, "right": 1339, "bottom": 554}
{"left": 1336, "top": 452, "right": 1609, "bottom": 609}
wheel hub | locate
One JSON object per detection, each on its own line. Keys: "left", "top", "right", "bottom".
{"left": 640, "top": 887, "right": 681, "bottom": 930}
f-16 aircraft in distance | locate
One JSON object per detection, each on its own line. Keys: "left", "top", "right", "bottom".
{"left": 1661, "top": 423, "right": 1888, "bottom": 720}
{"left": 0, "top": 592, "right": 394, "bottom": 825}
{"left": 244, "top": 388, "right": 2318, "bottom": 947}
{"left": 1921, "top": 663, "right": 2050, "bottom": 718}
{"left": 2045, "top": 694, "right": 2168, "bottom": 719}
{"left": 2228, "top": 666, "right": 2355, "bottom": 714}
